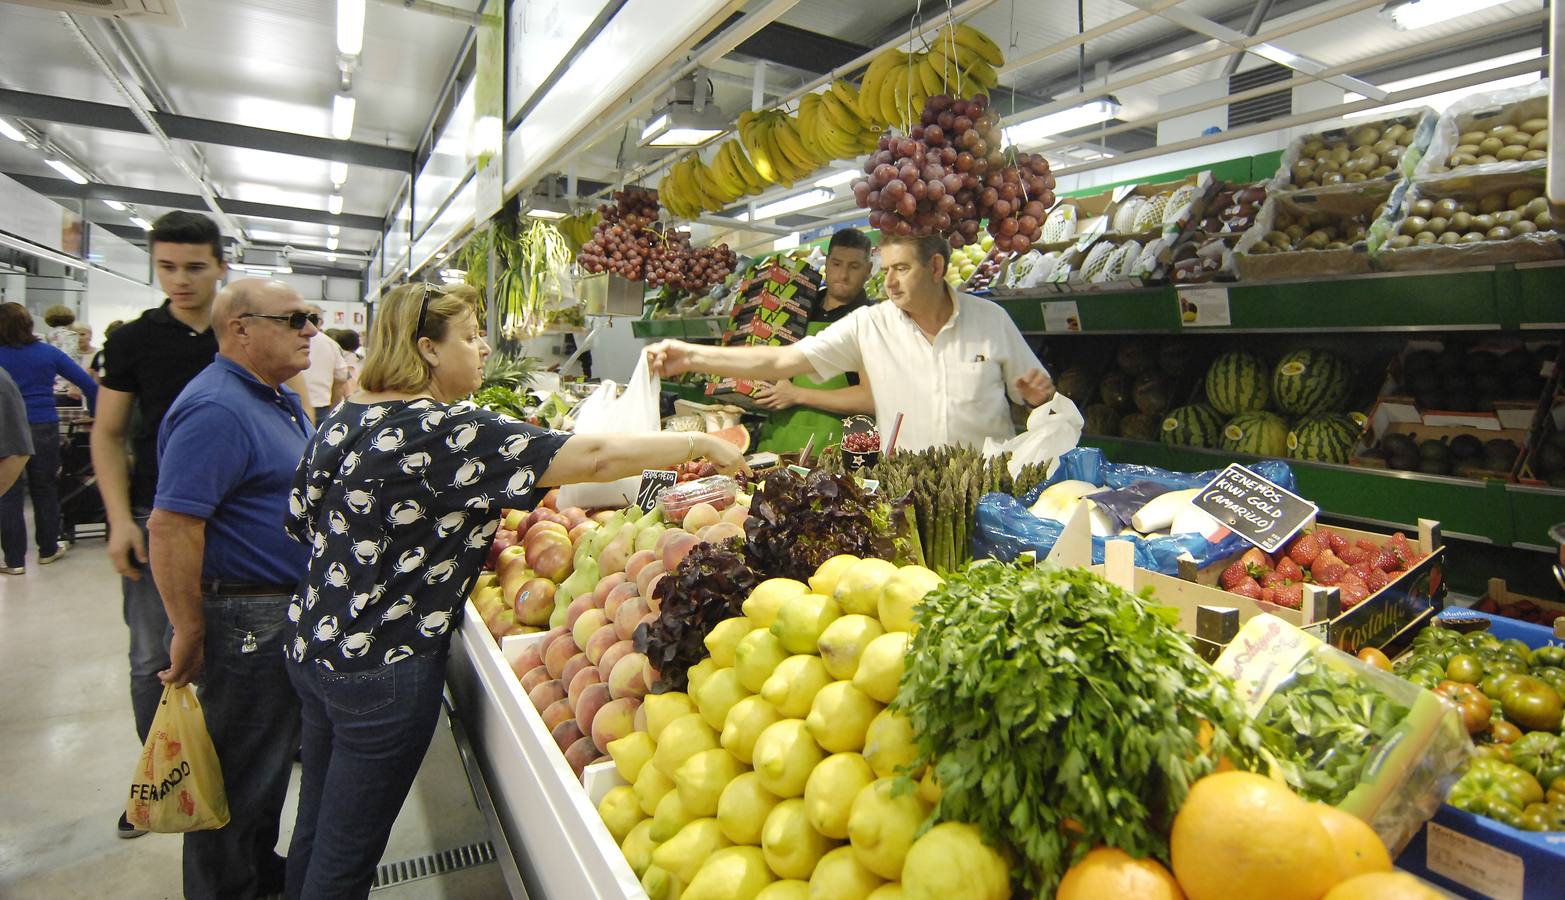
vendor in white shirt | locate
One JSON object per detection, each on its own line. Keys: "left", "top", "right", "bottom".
{"left": 647, "top": 233, "right": 1054, "bottom": 451}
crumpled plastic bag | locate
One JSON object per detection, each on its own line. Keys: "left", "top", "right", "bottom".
{"left": 126, "top": 684, "right": 229, "bottom": 833}
{"left": 981, "top": 392, "right": 1084, "bottom": 479}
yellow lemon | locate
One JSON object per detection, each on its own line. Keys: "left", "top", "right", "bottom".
{"left": 852, "top": 632, "right": 909, "bottom": 704}
{"left": 704, "top": 616, "right": 753, "bottom": 668}
{"left": 817, "top": 614, "right": 886, "bottom": 681}
{"left": 879, "top": 565, "right": 942, "bottom": 633}
{"left": 722, "top": 695, "right": 784, "bottom": 764}
{"left": 804, "top": 752, "right": 876, "bottom": 839}
{"left": 745, "top": 578, "right": 811, "bottom": 627}
{"left": 806, "top": 681, "right": 883, "bottom": 754}
{"left": 761, "top": 655, "right": 834, "bottom": 719}
{"left": 717, "top": 771, "right": 783, "bottom": 845}
{"left": 832, "top": 558, "right": 900, "bottom": 616}
{"left": 809, "top": 555, "right": 861, "bottom": 597}
{"left": 752, "top": 719, "right": 827, "bottom": 798}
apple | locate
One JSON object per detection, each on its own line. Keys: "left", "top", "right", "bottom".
{"left": 503, "top": 509, "right": 526, "bottom": 532}
{"left": 568, "top": 521, "right": 597, "bottom": 547}
{"left": 495, "top": 544, "right": 528, "bottom": 580}
{"left": 560, "top": 507, "right": 590, "bottom": 529}
{"left": 513, "top": 577, "right": 556, "bottom": 627}
{"left": 539, "top": 489, "right": 560, "bottom": 511}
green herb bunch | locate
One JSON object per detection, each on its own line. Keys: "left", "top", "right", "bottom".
{"left": 896, "top": 561, "right": 1265, "bottom": 895}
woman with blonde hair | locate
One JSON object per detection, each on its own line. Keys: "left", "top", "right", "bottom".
{"left": 281, "top": 282, "right": 743, "bottom": 898}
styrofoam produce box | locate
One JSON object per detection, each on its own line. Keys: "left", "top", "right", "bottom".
{"left": 1397, "top": 609, "right": 1565, "bottom": 900}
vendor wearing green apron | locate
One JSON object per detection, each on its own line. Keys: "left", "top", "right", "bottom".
{"left": 752, "top": 229, "right": 876, "bottom": 452}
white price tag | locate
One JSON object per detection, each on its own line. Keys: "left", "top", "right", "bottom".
{"left": 1040, "top": 300, "right": 1082, "bottom": 334}
{"left": 1177, "top": 286, "right": 1231, "bottom": 328}
{"left": 1424, "top": 822, "right": 1525, "bottom": 900}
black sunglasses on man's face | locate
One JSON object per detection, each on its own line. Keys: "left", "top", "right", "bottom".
{"left": 240, "top": 311, "right": 321, "bottom": 331}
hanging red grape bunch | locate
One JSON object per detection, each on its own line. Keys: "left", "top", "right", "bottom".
{"left": 852, "top": 93, "right": 1055, "bottom": 253}
{"left": 577, "top": 187, "right": 663, "bottom": 280}
{"left": 646, "top": 230, "right": 738, "bottom": 292}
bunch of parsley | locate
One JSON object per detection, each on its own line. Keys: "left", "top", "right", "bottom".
{"left": 895, "top": 561, "right": 1264, "bottom": 896}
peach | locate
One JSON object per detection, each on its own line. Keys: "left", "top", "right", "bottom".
{"left": 560, "top": 652, "right": 591, "bottom": 689}
{"left": 568, "top": 521, "right": 596, "bottom": 547}
{"left": 565, "top": 595, "right": 599, "bottom": 629}
{"left": 625, "top": 550, "right": 658, "bottom": 582}
{"left": 682, "top": 502, "right": 721, "bottom": 533}
{"left": 541, "top": 698, "right": 574, "bottom": 731}
{"left": 543, "top": 634, "right": 577, "bottom": 679}
{"left": 593, "top": 572, "right": 630, "bottom": 606}
{"left": 551, "top": 719, "right": 585, "bottom": 753}
{"left": 510, "top": 643, "right": 544, "bottom": 678}
{"left": 514, "top": 577, "right": 556, "bottom": 627}
{"left": 539, "top": 489, "right": 560, "bottom": 511}
{"left": 528, "top": 679, "right": 566, "bottom": 713}
{"left": 567, "top": 666, "right": 602, "bottom": 706}
{"left": 604, "top": 582, "right": 642, "bottom": 621}
{"left": 575, "top": 682, "right": 612, "bottom": 734}
{"left": 564, "top": 736, "right": 600, "bottom": 778}
{"left": 598, "top": 640, "right": 635, "bottom": 680}
{"left": 585, "top": 625, "right": 619, "bottom": 666}
{"left": 662, "top": 533, "right": 700, "bottom": 573}
{"left": 644, "top": 576, "right": 667, "bottom": 614}
{"left": 590, "top": 697, "right": 642, "bottom": 753}
{"left": 614, "top": 597, "right": 651, "bottom": 642}
{"left": 519, "top": 666, "right": 552, "bottom": 694}
{"left": 721, "top": 505, "right": 749, "bottom": 527}
{"left": 541, "top": 625, "right": 569, "bottom": 645}
{"left": 635, "top": 561, "right": 666, "bottom": 598}
{"left": 608, "top": 652, "right": 651, "bottom": 701}
{"left": 696, "top": 522, "right": 744, "bottom": 545}
{"left": 654, "top": 528, "right": 688, "bottom": 556}
{"left": 572, "top": 609, "right": 609, "bottom": 652}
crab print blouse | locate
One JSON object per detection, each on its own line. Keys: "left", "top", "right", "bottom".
{"left": 283, "top": 399, "right": 569, "bottom": 671}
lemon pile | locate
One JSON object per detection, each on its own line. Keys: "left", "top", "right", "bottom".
{"left": 597, "top": 556, "right": 1010, "bottom": 900}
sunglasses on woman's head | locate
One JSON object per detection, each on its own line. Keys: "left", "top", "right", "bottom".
{"left": 240, "top": 311, "right": 321, "bottom": 330}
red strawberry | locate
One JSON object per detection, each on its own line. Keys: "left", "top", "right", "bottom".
{"left": 1260, "top": 587, "right": 1276, "bottom": 605}
{"left": 1388, "top": 532, "right": 1414, "bottom": 565}
{"left": 1325, "top": 530, "right": 1350, "bottom": 554}
{"left": 1365, "top": 568, "right": 1391, "bottom": 592}
{"left": 1371, "top": 549, "right": 1401, "bottom": 573}
{"left": 1220, "top": 561, "right": 1250, "bottom": 590}
{"left": 1338, "top": 571, "right": 1368, "bottom": 592}
{"left": 1239, "top": 548, "right": 1270, "bottom": 571}
{"left": 1339, "top": 546, "right": 1369, "bottom": 566}
{"left": 1311, "top": 551, "right": 1347, "bottom": 586}
{"left": 1339, "top": 582, "right": 1371, "bottom": 609}
{"left": 1272, "top": 584, "right": 1304, "bottom": 610}
{"left": 1350, "top": 560, "right": 1374, "bottom": 578}
{"left": 1261, "top": 570, "right": 1288, "bottom": 589}
{"left": 1287, "top": 533, "right": 1323, "bottom": 567}
{"left": 1229, "top": 577, "right": 1263, "bottom": 601}
{"left": 1356, "top": 539, "right": 1379, "bottom": 553}
{"left": 1276, "top": 557, "right": 1303, "bottom": 582}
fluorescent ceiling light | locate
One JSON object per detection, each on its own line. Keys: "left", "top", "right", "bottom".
{"left": 0, "top": 118, "right": 26, "bottom": 142}
{"left": 526, "top": 208, "right": 568, "bottom": 219}
{"left": 815, "top": 169, "right": 862, "bottom": 188}
{"left": 103, "top": 199, "right": 127, "bottom": 211}
{"left": 328, "top": 193, "right": 344, "bottom": 215}
{"left": 0, "top": 232, "right": 84, "bottom": 269}
{"left": 1383, "top": 0, "right": 1510, "bottom": 30}
{"left": 1004, "top": 99, "right": 1122, "bottom": 147}
{"left": 329, "top": 160, "right": 348, "bottom": 186}
{"left": 46, "top": 158, "right": 89, "bottom": 185}
{"left": 231, "top": 261, "right": 293, "bottom": 275}
{"left": 639, "top": 106, "right": 727, "bottom": 148}
{"left": 328, "top": 253, "right": 338, "bottom": 262}
{"left": 1342, "top": 49, "right": 1542, "bottom": 116}
{"left": 524, "top": 195, "right": 570, "bottom": 219}
{"left": 751, "top": 189, "right": 834, "bottom": 220}
{"left": 328, "top": 224, "right": 341, "bottom": 237}
{"left": 331, "top": 95, "right": 356, "bottom": 140}
{"left": 327, "top": 237, "right": 340, "bottom": 251}
{"left": 337, "top": 0, "right": 365, "bottom": 56}
{"left": 130, "top": 216, "right": 153, "bottom": 230}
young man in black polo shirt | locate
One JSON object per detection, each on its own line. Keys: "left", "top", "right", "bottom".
{"left": 752, "top": 228, "right": 876, "bottom": 415}
{"left": 92, "top": 210, "right": 225, "bottom": 840}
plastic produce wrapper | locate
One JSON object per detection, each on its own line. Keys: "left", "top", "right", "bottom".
{"left": 971, "top": 447, "right": 1295, "bottom": 573}
{"left": 126, "top": 684, "right": 229, "bottom": 833}
{"left": 1215, "top": 614, "right": 1470, "bottom": 856}
{"left": 980, "top": 393, "right": 1084, "bottom": 480}
{"left": 558, "top": 351, "right": 661, "bottom": 509}
{"left": 1271, "top": 108, "right": 1437, "bottom": 195}
{"left": 1417, "top": 79, "right": 1549, "bottom": 180}
{"left": 1374, "top": 169, "right": 1563, "bottom": 271}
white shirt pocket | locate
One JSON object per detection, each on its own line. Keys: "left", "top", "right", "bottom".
{"left": 947, "top": 359, "right": 1002, "bottom": 401}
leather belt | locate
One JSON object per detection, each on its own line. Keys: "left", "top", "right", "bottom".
{"left": 199, "top": 579, "right": 296, "bottom": 597}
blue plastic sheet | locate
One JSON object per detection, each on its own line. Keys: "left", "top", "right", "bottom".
{"left": 972, "top": 447, "right": 1299, "bottom": 574}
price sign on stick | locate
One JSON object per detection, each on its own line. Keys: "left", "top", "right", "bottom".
{"left": 636, "top": 470, "right": 679, "bottom": 511}
{"left": 1192, "top": 464, "right": 1318, "bottom": 553}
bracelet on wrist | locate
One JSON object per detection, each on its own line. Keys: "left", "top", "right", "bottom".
{"left": 686, "top": 434, "right": 697, "bottom": 462}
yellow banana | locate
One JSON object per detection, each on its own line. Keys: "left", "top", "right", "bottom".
{"left": 708, "top": 146, "right": 744, "bottom": 203}
{"left": 817, "top": 119, "right": 859, "bottom": 159}
{"left": 729, "top": 139, "right": 766, "bottom": 193}
{"left": 797, "top": 95, "right": 826, "bottom": 157}
{"left": 928, "top": 38, "right": 984, "bottom": 76}
{"left": 770, "top": 115, "right": 815, "bottom": 171}
{"left": 916, "top": 52, "right": 945, "bottom": 97}
{"left": 819, "top": 88, "right": 862, "bottom": 135}
{"left": 878, "top": 68, "right": 902, "bottom": 130}
{"left": 741, "top": 121, "right": 781, "bottom": 184}
{"left": 859, "top": 49, "right": 905, "bottom": 127}
{"left": 891, "top": 67, "right": 916, "bottom": 130}
{"left": 758, "top": 120, "right": 799, "bottom": 184}
{"left": 952, "top": 22, "right": 1005, "bottom": 68}
{"left": 830, "top": 81, "right": 867, "bottom": 128}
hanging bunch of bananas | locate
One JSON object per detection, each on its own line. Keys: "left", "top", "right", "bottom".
{"left": 734, "top": 108, "right": 827, "bottom": 190}
{"left": 859, "top": 22, "right": 1005, "bottom": 131}
{"left": 799, "top": 81, "right": 881, "bottom": 159}
{"left": 659, "top": 138, "right": 769, "bottom": 219}
{"left": 555, "top": 210, "right": 600, "bottom": 253}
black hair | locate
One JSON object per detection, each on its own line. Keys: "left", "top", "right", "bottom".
{"left": 331, "top": 329, "right": 361, "bottom": 353}
{"left": 149, "top": 211, "right": 224, "bottom": 263}
{"left": 827, "top": 228, "right": 873, "bottom": 257}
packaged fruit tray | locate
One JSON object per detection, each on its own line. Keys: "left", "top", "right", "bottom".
{"left": 1376, "top": 170, "right": 1561, "bottom": 271}
{"left": 1163, "top": 181, "right": 1270, "bottom": 284}
{"left": 1233, "top": 188, "right": 1398, "bottom": 280}
{"left": 1419, "top": 78, "right": 1550, "bottom": 179}
{"left": 1273, "top": 109, "right": 1436, "bottom": 196}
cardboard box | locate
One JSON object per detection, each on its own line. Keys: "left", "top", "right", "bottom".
{"left": 1374, "top": 170, "right": 1562, "bottom": 272}
{"left": 1233, "top": 188, "right": 1400, "bottom": 281}
{"left": 1374, "top": 338, "right": 1557, "bottom": 432}
{"left": 1470, "top": 578, "right": 1565, "bottom": 628}
{"left": 1353, "top": 400, "right": 1530, "bottom": 482}
{"left": 1273, "top": 109, "right": 1436, "bottom": 196}
{"left": 1397, "top": 609, "right": 1565, "bottom": 900}
{"left": 1417, "top": 79, "right": 1550, "bottom": 180}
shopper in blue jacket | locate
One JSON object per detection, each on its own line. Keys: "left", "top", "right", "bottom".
{"left": 0, "top": 302, "right": 97, "bottom": 574}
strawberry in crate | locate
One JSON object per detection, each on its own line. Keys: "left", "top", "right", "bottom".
{"left": 1219, "top": 527, "right": 1428, "bottom": 610}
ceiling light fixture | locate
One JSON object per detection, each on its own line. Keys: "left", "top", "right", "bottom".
{"left": 523, "top": 195, "right": 570, "bottom": 219}
{"left": 130, "top": 216, "right": 153, "bottom": 230}
{"left": 328, "top": 253, "right": 338, "bottom": 262}
{"left": 1003, "top": 98, "right": 1123, "bottom": 147}
{"left": 331, "top": 95, "right": 356, "bottom": 141}
{"left": 815, "top": 169, "right": 862, "bottom": 188}
{"left": 329, "top": 160, "right": 348, "bottom": 186}
{"left": 639, "top": 74, "right": 726, "bottom": 148}
{"left": 328, "top": 193, "right": 344, "bottom": 215}
{"left": 1382, "top": 0, "right": 1510, "bottom": 30}
{"left": 46, "top": 158, "right": 89, "bottom": 185}
{"left": 104, "top": 200, "right": 127, "bottom": 211}
{"left": 750, "top": 188, "right": 834, "bottom": 220}
{"left": 328, "top": 224, "right": 341, "bottom": 237}
{"left": 327, "top": 237, "right": 340, "bottom": 251}
{"left": 337, "top": 0, "right": 366, "bottom": 56}
{"left": 0, "top": 118, "right": 26, "bottom": 143}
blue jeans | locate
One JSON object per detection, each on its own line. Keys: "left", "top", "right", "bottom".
{"left": 285, "top": 653, "right": 445, "bottom": 900}
{"left": 0, "top": 422, "right": 61, "bottom": 567}
{"left": 124, "top": 511, "right": 172, "bottom": 744}
{"left": 184, "top": 593, "right": 301, "bottom": 900}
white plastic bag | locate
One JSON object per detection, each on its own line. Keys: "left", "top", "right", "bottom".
{"left": 558, "top": 352, "right": 661, "bottom": 508}
{"left": 982, "top": 393, "right": 1084, "bottom": 479}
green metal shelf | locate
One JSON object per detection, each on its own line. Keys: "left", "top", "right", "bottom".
{"left": 630, "top": 317, "right": 729, "bottom": 340}
{"left": 1079, "top": 436, "right": 1562, "bottom": 550}
{"left": 995, "top": 263, "right": 1565, "bottom": 335}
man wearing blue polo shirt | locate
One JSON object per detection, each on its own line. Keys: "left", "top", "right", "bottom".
{"left": 149, "top": 278, "right": 316, "bottom": 899}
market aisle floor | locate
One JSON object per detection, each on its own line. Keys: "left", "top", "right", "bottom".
{"left": 0, "top": 538, "right": 511, "bottom": 899}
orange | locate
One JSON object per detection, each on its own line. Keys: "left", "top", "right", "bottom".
{"left": 1170, "top": 772, "right": 1338, "bottom": 900}
{"left": 1322, "top": 872, "right": 1444, "bottom": 899}
{"left": 1058, "top": 847, "right": 1184, "bottom": 900}
{"left": 1310, "top": 803, "right": 1392, "bottom": 882}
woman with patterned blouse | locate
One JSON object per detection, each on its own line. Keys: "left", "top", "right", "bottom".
{"left": 282, "top": 282, "right": 744, "bottom": 899}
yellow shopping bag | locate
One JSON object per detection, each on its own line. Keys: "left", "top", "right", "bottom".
{"left": 125, "top": 684, "right": 230, "bottom": 833}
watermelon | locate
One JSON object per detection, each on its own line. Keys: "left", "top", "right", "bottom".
{"left": 1120, "top": 412, "right": 1161, "bottom": 441}
{"left": 1204, "top": 351, "right": 1270, "bottom": 415}
{"left": 1157, "top": 341, "right": 1197, "bottom": 378}
{"left": 1273, "top": 349, "right": 1351, "bottom": 416}
{"left": 1161, "top": 404, "right": 1225, "bottom": 448}
{"left": 1099, "top": 371, "right": 1134, "bottom": 411}
{"left": 1133, "top": 373, "right": 1173, "bottom": 416}
{"left": 1116, "top": 341, "right": 1158, "bottom": 376}
{"left": 1084, "top": 404, "right": 1121, "bottom": 436}
{"left": 1287, "top": 414, "right": 1360, "bottom": 464}
{"left": 1222, "top": 412, "right": 1289, "bottom": 457}
{"left": 1055, "top": 368, "right": 1094, "bottom": 403}
{"left": 709, "top": 425, "right": 751, "bottom": 452}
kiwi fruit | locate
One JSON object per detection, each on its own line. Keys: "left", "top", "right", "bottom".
{"left": 1449, "top": 211, "right": 1474, "bottom": 231}
{"left": 1425, "top": 216, "right": 1449, "bottom": 234}
{"left": 1415, "top": 231, "right": 1439, "bottom": 245}
{"left": 1471, "top": 214, "right": 1496, "bottom": 232}
{"left": 1412, "top": 198, "right": 1435, "bottom": 217}
{"left": 1437, "top": 231, "right": 1461, "bottom": 245}
{"left": 1459, "top": 130, "right": 1488, "bottom": 146}
{"left": 1495, "top": 210, "right": 1521, "bottom": 227}
{"left": 1478, "top": 194, "right": 1506, "bottom": 214}
{"left": 1401, "top": 216, "right": 1429, "bottom": 236}
{"left": 1487, "top": 226, "right": 1513, "bottom": 241}
{"left": 1498, "top": 145, "right": 1528, "bottom": 161}
{"left": 1388, "top": 234, "right": 1415, "bottom": 249}
{"left": 1524, "top": 149, "right": 1547, "bottom": 161}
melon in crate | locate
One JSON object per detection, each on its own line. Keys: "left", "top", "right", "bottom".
{"left": 1133, "top": 192, "right": 1172, "bottom": 232}
{"left": 1287, "top": 414, "right": 1360, "bottom": 464}
{"left": 1080, "top": 242, "right": 1116, "bottom": 282}
{"left": 1204, "top": 351, "right": 1271, "bottom": 415}
{"left": 1163, "top": 184, "right": 1199, "bottom": 225}
{"left": 1161, "top": 404, "right": 1225, "bottom": 448}
{"left": 1222, "top": 411, "right": 1289, "bottom": 457}
{"left": 1100, "top": 240, "right": 1143, "bottom": 281}
{"left": 1112, "top": 197, "right": 1147, "bottom": 234}
{"left": 1042, "top": 205, "right": 1078, "bottom": 244}
{"left": 1273, "top": 349, "right": 1352, "bottom": 416}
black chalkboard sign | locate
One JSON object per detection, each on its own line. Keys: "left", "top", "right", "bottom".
{"left": 1193, "top": 463, "right": 1319, "bottom": 553}
{"left": 636, "top": 469, "right": 679, "bottom": 511}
